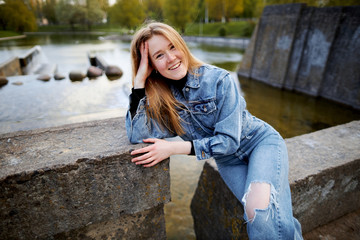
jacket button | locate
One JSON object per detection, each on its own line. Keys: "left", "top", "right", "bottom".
{"left": 202, "top": 151, "right": 205, "bottom": 158}
{"left": 185, "top": 87, "right": 190, "bottom": 92}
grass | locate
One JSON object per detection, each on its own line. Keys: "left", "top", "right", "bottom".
{"left": 184, "top": 21, "right": 257, "bottom": 38}
{"left": 37, "top": 24, "right": 129, "bottom": 34}
{"left": 0, "top": 31, "right": 22, "bottom": 38}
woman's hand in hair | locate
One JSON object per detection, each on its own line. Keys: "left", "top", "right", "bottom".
{"left": 130, "top": 138, "right": 192, "bottom": 167}
{"left": 134, "top": 42, "right": 153, "bottom": 89}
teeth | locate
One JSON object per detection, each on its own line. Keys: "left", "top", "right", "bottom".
{"left": 169, "top": 62, "right": 181, "bottom": 70}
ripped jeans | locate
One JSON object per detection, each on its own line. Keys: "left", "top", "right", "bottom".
{"left": 215, "top": 123, "right": 303, "bottom": 240}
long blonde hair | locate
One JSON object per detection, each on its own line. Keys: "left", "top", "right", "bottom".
{"left": 130, "top": 22, "right": 203, "bottom": 135}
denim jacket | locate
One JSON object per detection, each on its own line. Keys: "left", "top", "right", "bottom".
{"left": 125, "top": 64, "right": 266, "bottom": 161}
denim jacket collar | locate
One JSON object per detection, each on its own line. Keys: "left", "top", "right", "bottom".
{"left": 186, "top": 67, "right": 201, "bottom": 89}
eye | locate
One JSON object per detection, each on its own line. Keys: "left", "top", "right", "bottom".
{"left": 170, "top": 45, "right": 175, "bottom": 50}
{"left": 156, "top": 53, "right": 164, "bottom": 59}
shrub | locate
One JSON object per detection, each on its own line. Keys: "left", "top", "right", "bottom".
{"left": 218, "top": 26, "right": 227, "bottom": 37}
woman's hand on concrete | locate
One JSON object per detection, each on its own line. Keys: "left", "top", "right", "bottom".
{"left": 134, "top": 42, "right": 153, "bottom": 89}
{"left": 130, "top": 138, "right": 191, "bottom": 167}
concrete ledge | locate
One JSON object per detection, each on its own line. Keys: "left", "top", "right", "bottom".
{"left": 0, "top": 57, "right": 22, "bottom": 77}
{"left": 0, "top": 35, "right": 26, "bottom": 41}
{"left": 0, "top": 117, "right": 170, "bottom": 239}
{"left": 183, "top": 36, "right": 249, "bottom": 49}
{"left": 191, "top": 121, "right": 360, "bottom": 238}
{"left": 287, "top": 120, "right": 360, "bottom": 233}
{"left": 0, "top": 45, "right": 57, "bottom": 77}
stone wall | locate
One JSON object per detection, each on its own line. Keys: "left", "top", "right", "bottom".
{"left": 238, "top": 4, "right": 360, "bottom": 110}
{"left": 191, "top": 120, "right": 360, "bottom": 238}
{"left": 0, "top": 118, "right": 170, "bottom": 239}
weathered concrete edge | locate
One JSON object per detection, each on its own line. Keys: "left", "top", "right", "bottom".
{"left": 53, "top": 204, "right": 167, "bottom": 240}
{"left": 290, "top": 158, "right": 360, "bottom": 233}
{"left": 0, "top": 117, "right": 171, "bottom": 239}
{"left": 0, "top": 117, "right": 132, "bottom": 180}
{"left": 192, "top": 120, "right": 360, "bottom": 234}
{"left": 0, "top": 117, "right": 118, "bottom": 139}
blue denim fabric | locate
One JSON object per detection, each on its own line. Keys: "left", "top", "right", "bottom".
{"left": 126, "top": 64, "right": 303, "bottom": 239}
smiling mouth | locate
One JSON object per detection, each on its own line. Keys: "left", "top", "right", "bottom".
{"left": 169, "top": 62, "right": 181, "bottom": 70}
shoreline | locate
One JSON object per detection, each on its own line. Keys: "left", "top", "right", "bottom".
{"left": 2, "top": 32, "right": 250, "bottom": 49}
{"left": 0, "top": 35, "right": 26, "bottom": 41}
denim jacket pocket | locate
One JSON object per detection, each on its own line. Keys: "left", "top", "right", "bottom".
{"left": 191, "top": 99, "right": 216, "bottom": 114}
{"left": 189, "top": 98, "right": 217, "bottom": 129}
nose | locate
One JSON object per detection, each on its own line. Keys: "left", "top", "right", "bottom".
{"left": 166, "top": 51, "right": 176, "bottom": 62}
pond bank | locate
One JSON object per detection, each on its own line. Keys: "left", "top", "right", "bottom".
{"left": 0, "top": 35, "right": 26, "bottom": 41}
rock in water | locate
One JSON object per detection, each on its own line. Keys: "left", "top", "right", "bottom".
{"left": 37, "top": 74, "right": 51, "bottom": 81}
{"left": 105, "top": 65, "right": 123, "bottom": 80}
{"left": 87, "top": 66, "right": 103, "bottom": 79}
{"left": 0, "top": 76, "right": 9, "bottom": 87}
{"left": 54, "top": 73, "right": 66, "bottom": 80}
{"left": 69, "top": 71, "right": 86, "bottom": 81}
{"left": 12, "top": 81, "right": 23, "bottom": 86}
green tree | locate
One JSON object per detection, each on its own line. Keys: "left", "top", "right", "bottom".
{"left": 224, "top": 0, "right": 244, "bottom": 21}
{"left": 143, "top": 0, "right": 164, "bottom": 21}
{"left": 0, "top": 0, "right": 37, "bottom": 32}
{"left": 55, "top": 0, "right": 104, "bottom": 30}
{"left": 86, "top": 0, "right": 105, "bottom": 30}
{"left": 25, "top": 0, "right": 43, "bottom": 21}
{"left": 43, "top": 0, "right": 58, "bottom": 24}
{"left": 97, "top": 0, "right": 110, "bottom": 11}
{"left": 243, "top": 0, "right": 257, "bottom": 18}
{"left": 55, "top": 0, "right": 86, "bottom": 30}
{"left": 109, "top": 0, "right": 146, "bottom": 29}
{"left": 163, "top": 0, "right": 198, "bottom": 33}
{"left": 206, "top": 0, "right": 222, "bottom": 21}
{"left": 205, "top": 0, "right": 244, "bottom": 22}
{"left": 323, "top": 0, "right": 360, "bottom": 6}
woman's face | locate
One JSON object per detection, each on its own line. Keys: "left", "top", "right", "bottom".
{"left": 147, "top": 35, "right": 188, "bottom": 80}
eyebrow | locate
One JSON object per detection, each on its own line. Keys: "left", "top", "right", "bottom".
{"left": 152, "top": 43, "right": 173, "bottom": 58}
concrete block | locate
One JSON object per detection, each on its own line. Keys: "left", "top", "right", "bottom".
{"left": 319, "top": 6, "right": 360, "bottom": 110}
{"left": 239, "top": 4, "right": 359, "bottom": 109}
{"left": 287, "top": 120, "right": 360, "bottom": 233}
{"left": 0, "top": 57, "right": 22, "bottom": 77}
{"left": 191, "top": 160, "right": 248, "bottom": 240}
{"left": 250, "top": 4, "right": 304, "bottom": 87}
{"left": 294, "top": 7, "right": 342, "bottom": 96}
{"left": 20, "top": 46, "right": 43, "bottom": 75}
{"left": 0, "top": 118, "right": 170, "bottom": 239}
{"left": 53, "top": 204, "right": 166, "bottom": 239}
{"left": 191, "top": 121, "right": 360, "bottom": 237}
{"left": 284, "top": 7, "right": 314, "bottom": 90}
{"left": 237, "top": 23, "right": 259, "bottom": 78}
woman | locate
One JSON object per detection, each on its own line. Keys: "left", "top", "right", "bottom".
{"left": 126, "top": 21, "right": 303, "bottom": 239}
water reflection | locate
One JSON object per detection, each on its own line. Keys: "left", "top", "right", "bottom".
{"left": 0, "top": 75, "right": 129, "bottom": 133}
{"left": 238, "top": 76, "right": 360, "bottom": 138}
